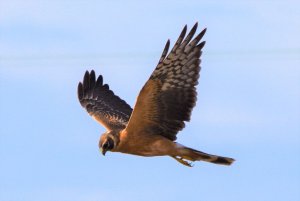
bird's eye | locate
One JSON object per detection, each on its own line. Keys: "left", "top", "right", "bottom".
{"left": 103, "top": 141, "right": 109, "bottom": 149}
{"left": 102, "top": 138, "right": 114, "bottom": 150}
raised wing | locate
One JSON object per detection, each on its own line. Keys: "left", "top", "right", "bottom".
{"left": 78, "top": 70, "right": 133, "bottom": 131}
{"left": 125, "top": 23, "right": 206, "bottom": 141}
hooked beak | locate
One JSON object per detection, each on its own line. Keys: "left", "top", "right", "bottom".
{"left": 100, "top": 148, "right": 107, "bottom": 156}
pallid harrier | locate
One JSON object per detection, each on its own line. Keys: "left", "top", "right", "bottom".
{"left": 78, "top": 23, "right": 234, "bottom": 167}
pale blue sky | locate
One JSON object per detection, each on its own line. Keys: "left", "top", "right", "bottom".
{"left": 0, "top": 1, "right": 299, "bottom": 201}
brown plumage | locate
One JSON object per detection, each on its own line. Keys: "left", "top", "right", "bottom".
{"left": 78, "top": 22, "right": 234, "bottom": 167}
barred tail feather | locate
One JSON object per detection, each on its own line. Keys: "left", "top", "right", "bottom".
{"left": 185, "top": 147, "right": 235, "bottom": 166}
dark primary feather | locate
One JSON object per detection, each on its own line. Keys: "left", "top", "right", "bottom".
{"left": 78, "top": 70, "right": 132, "bottom": 131}
{"left": 126, "top": 22, "right": 206, "bottom": 141}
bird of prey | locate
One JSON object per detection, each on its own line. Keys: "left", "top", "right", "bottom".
{"left": 78, "top": 22, "right": 234, "bottom": 167}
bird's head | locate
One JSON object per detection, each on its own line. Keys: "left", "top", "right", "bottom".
{"left": 99, "top": 130, "right": 120, "bottom": 156}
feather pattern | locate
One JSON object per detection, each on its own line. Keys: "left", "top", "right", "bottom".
{"left": 125, "top": 23, "right": 206, "bottom": 141}
{"left": 78, "top": 70, "right": 132, "bottom": 131}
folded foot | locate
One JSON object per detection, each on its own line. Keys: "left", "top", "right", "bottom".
{"left": 172, "top": 156, "right": 194, "bottom": 167}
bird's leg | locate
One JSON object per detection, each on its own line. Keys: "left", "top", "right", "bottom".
{"left": 172, "top": 156, "right": 194, "bottom": 167}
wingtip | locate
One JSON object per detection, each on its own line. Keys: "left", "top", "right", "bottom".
{"left": 197, "top": 41, "right": 206, "bottom": 49}
{"left": 96, "top": 74, "right": 103, "bottom": 86}
{"left": 103, "top": 83, "right": 109, "bottom": 90}
{"left": 84, "top": 70, "right": 89, "bottom": 77}
{"left": 197, "top": 28, "right": 207, "bottom": 41}
{"left": 165, "top": 39, "right": 171, "bottom": 51}
{"left": 164, "top": 39, "right": 170, "bottom": 50}
{"left": 182, "top": 24, "right": 188, "bottom": 35}
{"left": 84, "top": 70, "right": 90, "bottom": 81}
{"left": 90, "top": 70, "right": 96, "bottom": 78}
{"left": 191, "top": 22, "right": 198, "bottom": 32}
{"left": 77, "top": 82, "right": 83, "bottom": 101}
{"left": 90, "top": 70, "right": 96, "bottom": 89}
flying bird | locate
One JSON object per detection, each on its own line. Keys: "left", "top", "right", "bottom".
{"left": 77, "top": 23, "right": 234, "bottom": 167}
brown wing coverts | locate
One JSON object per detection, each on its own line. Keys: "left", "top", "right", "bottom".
{"left": 78, "top": 70, "right": 132, "bottom": 130}
{"left": 148, "top": 23, "right": 206, "bottom": 140}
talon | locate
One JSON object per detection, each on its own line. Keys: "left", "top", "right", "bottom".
{"left": 172, "top": 156, "right": 194, "bottom": 167}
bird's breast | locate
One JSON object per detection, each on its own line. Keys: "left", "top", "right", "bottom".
{"left": 116, "top": 131, "right": 175, "bottom": 157}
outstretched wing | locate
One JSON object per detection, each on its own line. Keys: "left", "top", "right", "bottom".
{"left": 125, "top": 23, "right": 206, "bottom": 141}
{"left": 78, "top": 70, "right": 133, "bottom": 131}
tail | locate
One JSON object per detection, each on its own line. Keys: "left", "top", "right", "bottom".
{"left": 183, "top": 147, "right": 235, "bottom": 166}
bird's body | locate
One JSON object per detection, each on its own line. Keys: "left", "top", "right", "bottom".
{"left": 115, "top": 130, "right": 175, "bottom": 157}
{"left": 78, "top": 22, "right": 234, "bottom": 167}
